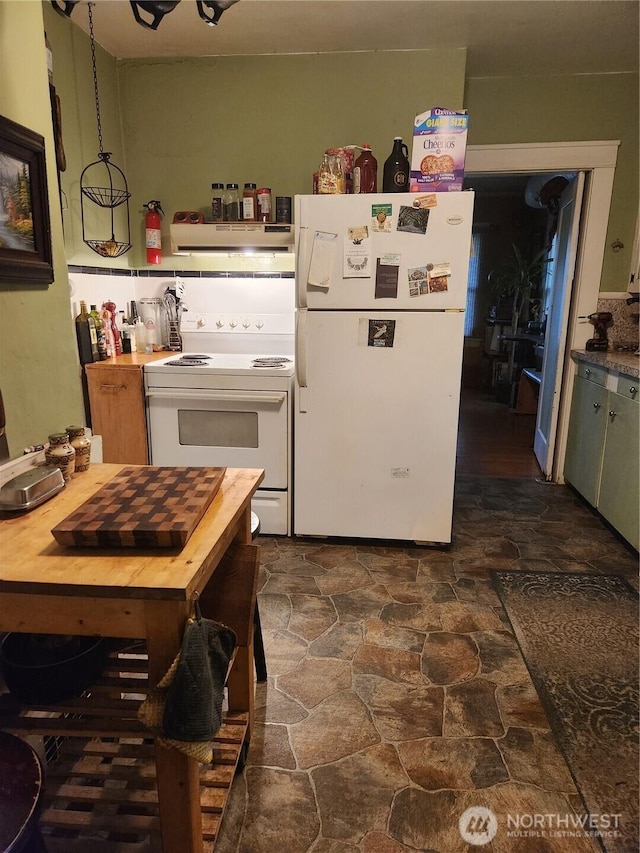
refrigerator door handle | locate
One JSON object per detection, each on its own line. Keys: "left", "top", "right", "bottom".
{"left": 296, "top": 226, "right": 309, "bottom": 309}
{"left": 296, "top": 309, "right": 307, "bottom": 387}
{"left": 295, "top": 309, "right": 308, "bottom": 413}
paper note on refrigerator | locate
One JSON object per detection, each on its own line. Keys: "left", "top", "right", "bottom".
{"left": 343, "top": 236, "right": 372, "bottom": 278}
{"left": 307, "top": 230, "right": 338, "bottom": 288}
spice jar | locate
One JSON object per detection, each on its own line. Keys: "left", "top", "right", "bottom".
{"left": 66, "top": 425, "right": 91, "bottom": 472}
{"left": 211, "top": 183, "right": 224, "bottom": 222}
{"left": 45, "top": 433, "right": 75, "bottom": 482}
{"left": 242, "top": 183, "right": 257, "bottom": 221}
{"left": 256, "top": 187, "right": 272, "bottom": 222}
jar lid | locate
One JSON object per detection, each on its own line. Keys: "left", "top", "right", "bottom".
{"left": 48, "top": 432, "right": 69, "bottom": 443}
{"left": 226, "top": 182, "right": 238, "bottom": 189}
{"left": 244, "top": 183, "right": 257, "bottom": 189}
{"left": 211, "top": 182, "right": 224, "bottom": 189}
{"left": 66, "top": 425, "right": 85, "bottom": 435}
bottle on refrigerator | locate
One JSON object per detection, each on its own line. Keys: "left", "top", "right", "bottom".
{"left": 89, "top": 304, "right": 108, "bottom": 360}
{"left": 382, "top": 137, "right": 410, "bottom": 192}
{"left": 353, "top": 144, "right": 377, "bottom": 194}
{"left": 318, "top": 153, "right": 344, "bottom": 194}
{"left": 75, "top": 300, "right": 99, "bottom": 364}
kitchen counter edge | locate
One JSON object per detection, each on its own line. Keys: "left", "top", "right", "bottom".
{"left": 85, "top": 352, "right": 168, "bottom": 370}
{"left": 571, "top": 349, "right": 639, "bottom": 379}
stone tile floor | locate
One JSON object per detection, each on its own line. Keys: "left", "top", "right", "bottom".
{"left": 216, "top": 477, "right": 638, "bottom": 853}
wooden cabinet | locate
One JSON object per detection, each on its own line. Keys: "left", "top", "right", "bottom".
{"left": 598, "top": 387, "right": 639, "bottom": 550}
{"left": 564, "top": 361, "right": 639, "bottom": 550}
{"left": 86, "top": 355, "right": 161, "bottom": 464}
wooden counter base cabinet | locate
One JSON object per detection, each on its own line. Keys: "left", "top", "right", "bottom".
{"left": 85, "top": 354, "right": 166, "bottom": 465}
{"left": 0, "top": 464, "right": 264, "bottom": 853}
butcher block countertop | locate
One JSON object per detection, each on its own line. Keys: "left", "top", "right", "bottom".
{"left": 0, "top": 464, "right": 264, "bottom": 602}
{"left": 84, "top": 351, "right": 168, "bottom": 370}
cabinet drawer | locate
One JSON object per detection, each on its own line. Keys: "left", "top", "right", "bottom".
{"left": 577, "top": 362, "right": 607, "bottom": 386}
{"left": 616, "top": 374, "right": 639, "bottom": 401}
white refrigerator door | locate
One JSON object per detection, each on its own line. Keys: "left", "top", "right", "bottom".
{"left": 294, "top": 309, "right": 465, "bottom": 542}
{"left": 295, "top": 192, "right": 473, "bottom": 311}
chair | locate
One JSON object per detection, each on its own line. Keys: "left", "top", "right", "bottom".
{"left": 250, "top": 512, "right": 267, "bottom": 683}
{"left": 0, "top": 731, "right": 48, "bottom": 852}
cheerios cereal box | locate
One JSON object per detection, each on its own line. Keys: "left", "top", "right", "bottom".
{"left": 410, "top": 107, "right": 468, "bottom": 192}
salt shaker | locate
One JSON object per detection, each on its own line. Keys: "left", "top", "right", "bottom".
{"left": 66, "top": 425, "right": 91, "bottom": 472}
{"left": 45, "top": 433, "right": 75, "bottom": 482}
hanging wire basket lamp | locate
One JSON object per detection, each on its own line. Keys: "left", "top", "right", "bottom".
{"left": 80, "top": 2, "right": 131, "bottom": 258}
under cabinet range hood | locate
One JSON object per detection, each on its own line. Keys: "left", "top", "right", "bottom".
{"left": 170, "top": 222, "right": 294, "bottom": 256}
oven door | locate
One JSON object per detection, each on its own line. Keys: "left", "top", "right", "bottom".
{"left": 146, "top": 387, "right": 288, "bottom": 488}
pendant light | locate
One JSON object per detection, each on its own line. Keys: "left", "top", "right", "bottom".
{"left": 80, "top": 3, "right": 131, "bottom": 258}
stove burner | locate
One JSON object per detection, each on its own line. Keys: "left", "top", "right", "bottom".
{"left": 182, "top": 354, "right": 212, "bottom": 360}
{"left": 252, "top": 357, "right": 292, "bottom": 365}
{"left": 167, "top": 357, "right": 210, "bottom": 367}
{"left": 252, "top": 362, "right": 287, "bottom": 368}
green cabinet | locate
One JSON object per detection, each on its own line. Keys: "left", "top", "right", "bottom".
{"left": 598, "top": 389, "right": 639, "bottom": 550}
{"left": 564, "top": 373, "right": 608, "bottom": 506}
{"left": 564, "top": 364, "right": 639, "bottom": 550}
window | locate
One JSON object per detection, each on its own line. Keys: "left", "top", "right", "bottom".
{"left": 465, "top": 232, "right": 482, "bottom": 337}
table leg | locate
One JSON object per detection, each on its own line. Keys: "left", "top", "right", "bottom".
{"left": 199, "top": 538, "right": 259, "bottom": 742}
{"left": 146, "top": 601, "right": 203, "bottom": 853}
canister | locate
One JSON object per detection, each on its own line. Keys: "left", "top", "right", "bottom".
{"left": 276, "top": 196, "right": 292, "bottom": 223}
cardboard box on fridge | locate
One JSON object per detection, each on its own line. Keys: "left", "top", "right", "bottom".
{"left": 410, "top": 107, "right": 468, "bottom": 192}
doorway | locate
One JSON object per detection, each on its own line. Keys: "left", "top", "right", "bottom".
{"left": 460, "top": 141, "right": 618, "bottom": 482}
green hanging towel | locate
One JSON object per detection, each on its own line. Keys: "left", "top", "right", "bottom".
{"left": 162, "top": 603, "right": 237, "bottom": 743}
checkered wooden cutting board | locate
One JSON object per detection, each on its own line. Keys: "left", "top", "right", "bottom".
{"left": 51, "top": 466, "right": 226, "bottom": 548}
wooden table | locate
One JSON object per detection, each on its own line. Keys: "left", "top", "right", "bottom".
{"left": 0, "top": 464, "right": 264, "bottom": 853}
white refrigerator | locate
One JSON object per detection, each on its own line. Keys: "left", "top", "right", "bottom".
{"left": 294, "top": 191, "right": 474, "bottom": 544}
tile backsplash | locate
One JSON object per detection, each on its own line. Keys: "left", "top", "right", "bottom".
{"left": 67, "top": 267, "right": 295, "bottom": 321}
{"left": 596, "top": 293, "right": 639, "bottom": 350}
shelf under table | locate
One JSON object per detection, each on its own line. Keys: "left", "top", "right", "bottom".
{"left": 0, "top": 646, "right": 247, "bottom": 852}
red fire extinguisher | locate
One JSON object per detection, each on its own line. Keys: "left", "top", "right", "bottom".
{"left": 144, "top": 200, "right": 164, "bottom": 265}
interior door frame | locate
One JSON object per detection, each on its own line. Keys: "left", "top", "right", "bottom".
{"left": 465, "top": 140, "right": 619, "bottom": 482}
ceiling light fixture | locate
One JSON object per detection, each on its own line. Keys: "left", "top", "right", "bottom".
{"left": 51, "top": 0, "right": 240, "bottom": 31}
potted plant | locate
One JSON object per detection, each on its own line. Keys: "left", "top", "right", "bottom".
{"left": 488, "top": 243, "right": 552, "bottom": 405}
{"left": 488, "top": 243, "right": 552, "bottom": 334}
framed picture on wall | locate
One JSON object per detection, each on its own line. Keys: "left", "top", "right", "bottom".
{"left": 0, "top": 115, "right": 53, "bottom": 286}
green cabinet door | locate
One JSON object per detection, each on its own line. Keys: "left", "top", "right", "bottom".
{"left": 564, "top": 374, "right": 608, "bottom": 506}
{"left": 598, "top": 391, "right": 640, "bottom": 550}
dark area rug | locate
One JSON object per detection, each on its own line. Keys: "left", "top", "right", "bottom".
{"left": 492, "top": 571, "right": 639, "bottom": 853}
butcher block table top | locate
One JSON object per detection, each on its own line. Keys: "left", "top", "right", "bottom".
{"left": 0, "top": 464, "right": 263, "bottom": 601}
{"left": 0, "top": 463, "right": 264, "bottom": 853}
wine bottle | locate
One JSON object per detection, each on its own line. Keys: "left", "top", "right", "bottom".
{"left": 90, "top": 304, "right": 108, "bottom": 360}
{"left": 75, "top": 300, "right": 99, "bottom": 364}
{"left": 382, "top": 137, "right": 410, "bottom": 193}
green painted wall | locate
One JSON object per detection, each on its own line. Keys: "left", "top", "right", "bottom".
{"left": 117, "top": 50, "right": 467, "bottom": 268}
{"left": 0, "top": 0, "right": 83, "bottom": 459}
{"left": 43, "top": 2, "right": 128, "bottom": 267}
{"left": 465, "top": 72, "right": 639, "bottom": 292}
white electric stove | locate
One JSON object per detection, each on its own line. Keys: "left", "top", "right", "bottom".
{"left": 144, "top": 312, "right": 295, "bottom": 535}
